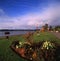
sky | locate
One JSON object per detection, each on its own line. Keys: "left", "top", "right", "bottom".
{"left": 0, "top": 0, "right": 60, "bottom": 29}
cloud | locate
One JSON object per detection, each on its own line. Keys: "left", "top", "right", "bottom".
{"left": 0, "top": 9, "right": 5, "bottom": 15}
{"left": 0, "top": 2, "right": 60, "bottom": 29}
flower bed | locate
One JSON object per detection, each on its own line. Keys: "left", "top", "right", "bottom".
{"left": 10, "top": 40, "right": 60, "bottom": 61}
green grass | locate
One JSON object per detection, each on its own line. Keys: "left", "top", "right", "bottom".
{"left": 0, "top": 35, "right": 27, "bottom": 61}
{"left": 0, "top": 32, "right": 60, "bottom": 61}
{"left": 32, "top": 32, "right": 60, "bottom": 43}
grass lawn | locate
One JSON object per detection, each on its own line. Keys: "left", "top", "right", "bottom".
{"left": 32, "top": 32, "right": 60, "bottom": 43}
{"left": 0, "top": 35, "right": 27, "bottom": 61}
{"left": 0, "top": 32, "right": 60, "bottom": 61}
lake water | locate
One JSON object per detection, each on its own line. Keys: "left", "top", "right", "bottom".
{"left": 0, "top": 30, "right": 35, "bottom": 36}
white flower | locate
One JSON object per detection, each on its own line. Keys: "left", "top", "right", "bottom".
{"left": 16, "top": 45, "right": 18, "bottom": 48}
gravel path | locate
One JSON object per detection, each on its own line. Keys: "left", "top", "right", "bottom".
{"left": 51, "top": 32, "right": 60, "bottom": 39}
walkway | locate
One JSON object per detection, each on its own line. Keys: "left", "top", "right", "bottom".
{"left": 51, "top": 32, "right": 60, "bottom": 39}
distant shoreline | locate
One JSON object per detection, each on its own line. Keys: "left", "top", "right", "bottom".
{"left": 0, "top": 29, "right": 35, "bottom": 31}
{"left": 0, "top": 34, "right": 23, "bottom": 38}
{"left": 0, "top": 29, "right": 40, "bottom": 31}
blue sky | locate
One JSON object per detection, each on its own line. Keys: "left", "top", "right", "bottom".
{"left": 0, "top": 0, "right": 60, "bottom": 29}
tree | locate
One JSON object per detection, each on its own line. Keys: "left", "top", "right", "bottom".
{"left": 44, "top": 24, "right": 48, "bottom": 31}
{"left": 49, "top": 26, "right": 53, "bottom": 31}
{"left": 54, "top": 26, "right": 60, "bottom": 31}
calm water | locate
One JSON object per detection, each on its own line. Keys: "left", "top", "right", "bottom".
{"left": 0, "top": 30, "right": 35, "bottom": 36}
